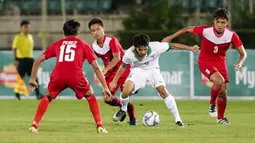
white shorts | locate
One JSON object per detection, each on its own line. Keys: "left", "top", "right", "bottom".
{"left": 127, "top": 68, "right": 166, "bottom": 93}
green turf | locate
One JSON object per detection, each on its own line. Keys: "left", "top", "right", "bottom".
{"left": 0, "top": 100, "right": 254, "bottom": 143}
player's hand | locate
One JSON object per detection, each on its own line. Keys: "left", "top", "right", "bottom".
{"left": 234, "top": 63, "right": 243, "bottom": 71}
{"left": 191, "top": 45, "right": 200, "bottom": 52}
{"left": 103, "top": 88, "right": 112, "bottom": 97}
{"left": 109, "top": 81, "right": 117, "bottom": 91}
{"left": 102, "top": 67, "right": 107, "bottom": 74}
{"left": 28, "top": 79, "right": 38, "bottom": 91}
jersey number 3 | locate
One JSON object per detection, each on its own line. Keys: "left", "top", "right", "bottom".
{"left": 59, "top": 45, "right": 76, "bottom": 62}
{"left": 213, "top": 46, "right": 218, "bottom": 53}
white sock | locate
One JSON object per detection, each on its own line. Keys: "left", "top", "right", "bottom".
{"left": 120, "top": 94, "right": 129, "bottom": 112}
{"left": 164, "top": 95, "right": 182, "bottom": 122}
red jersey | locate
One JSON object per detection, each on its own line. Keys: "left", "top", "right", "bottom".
{"left": 193, "top": 25, "right": 243, "bottom": 64}
{"left": 43, "top": 36, "right": 96, "bottom": 77}
{"left": 92, "top": 35, "right": 125, "bottom": 73}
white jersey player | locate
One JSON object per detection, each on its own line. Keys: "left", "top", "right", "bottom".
{"left": 109, "top": 33, "right": 199, "bottom": 127}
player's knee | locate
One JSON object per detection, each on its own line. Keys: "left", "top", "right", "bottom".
{"left": 214, "top": 78, "right": 224, "bottom": 88}
{"left": 46, "top": 95, "right": 53, "bottom": 102}
{"left": 84, "top": 89, "right": 94, "bottom": 97}
{"left": 122, "top": 80, "right": 134, "bottom": 98}
{"left": 156, "top": 86, "right": 168, "bottom": 99}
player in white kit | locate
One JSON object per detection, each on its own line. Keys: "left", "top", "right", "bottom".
{"left": 110, "top": 33, "right": 199, "bottom": 127}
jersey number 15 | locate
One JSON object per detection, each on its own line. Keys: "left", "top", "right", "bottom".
{"left": 59, "top": 45, "right": 76, "bottom": 62}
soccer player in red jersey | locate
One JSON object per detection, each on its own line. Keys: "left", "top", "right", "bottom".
{"left": 88, "top": 17, "right": 137, "bottom": 125}
{"left": 28, "top": 20, "right": 110, "bottom": 133}
{"left": 162, "top": 8, "right": 247, "bottom": 124}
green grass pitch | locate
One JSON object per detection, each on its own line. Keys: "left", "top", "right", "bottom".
{"left": 0, "top": 100, "right": 255, "bottom": 143}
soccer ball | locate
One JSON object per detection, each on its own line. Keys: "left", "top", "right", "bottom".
{"left": 142, "top": 110, "right": 160, "bottom": 126}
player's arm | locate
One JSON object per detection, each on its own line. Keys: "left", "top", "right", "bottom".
{"left": 104, "top": 53, "right": 120, "bottom": 71}
{"left": 236, "top": 46, "right": 247, "bottom": 65}
{"left": 232, "top": 33, "right": 247, "bottom": 71}
{"left": 162, "top": 26, "right": 195, "bottom": 42}
{"left": 91, "top": 60, "right": 109, "bottom": 90}
{"left": 171, "top": 43, "right": 199, "bottom": 52}
{"left": 28, "top": 54, "right": 46, "bottom": 90}
{"left": 30, "top": 54, "right": 46, "bottom": 81}
{"left": 12, "top": 35, "right": 19, "bottom": 65}
{"left": 104, "top": 38, "right": 122, "bottom": 72}
{"left": 109, "top": 54, "right": 130, "bottom": 90}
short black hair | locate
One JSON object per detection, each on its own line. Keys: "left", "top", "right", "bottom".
{"left": 133, "top": 33, "right": 150, "bottom": 47}
{"left": 20, "top": 20, "right": 29, "bottom": 26}
{"left": 63, "top": 19, "right": 80, "bottom": 36}
{"left": 88, "top": 17, "right": 104, "bottom": 30}
{"left": 213, "top": 8, "right": 230, "bottom": 21}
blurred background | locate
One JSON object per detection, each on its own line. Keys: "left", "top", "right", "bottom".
{"left": 0, "top": 0, "right": 255, "bottom": 50}
{"left": 1, "top": 0, "right": 255, "bottom": 99}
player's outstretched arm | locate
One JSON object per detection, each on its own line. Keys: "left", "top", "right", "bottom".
{"left": 91, "top": 60, "right": 112, "bottom": 96}
{"left": 234, "top": 46, "right": 247, "bottom": 71}
{"left": 171, "top": 43, "right": 199, "bottom": 52}
{"left": 162, "top": 26, "right": 194, "bottom": 43}
{"left": 29, "top": 54, "right": 46, "bottom": 91}
{"left": 109, "top": 64, "right": 126, "bottom": 90}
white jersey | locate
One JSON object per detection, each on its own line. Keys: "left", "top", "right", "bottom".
{"left": 123, "top": 42, "right": 171, "bottom": 70}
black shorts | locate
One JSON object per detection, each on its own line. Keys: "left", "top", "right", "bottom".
{"left": 17, "top": 58, "right": 34, "bottom": 77}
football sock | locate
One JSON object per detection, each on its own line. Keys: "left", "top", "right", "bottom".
{"left": 120, "top": 94, "right": 129, "bottom": 112}
{"left": 210, "top": 85, "right": 220, "bottom": 105}
{"left": 164, "top": 95, "right": 182, "bottom": 122}
{"left": 32, "top": 96, "right": 51, "bottom": 128}
{"left": 217, "top": 96, "right": 227, "bottom": 119}
{"left": 127, "top": 103, "right": 136, "bottom": 120}
{"left": 86, "top": 94, "right": 103, "bottom": 128}
{"left": 105, "top": 96, "right": 121, "bottom": 106}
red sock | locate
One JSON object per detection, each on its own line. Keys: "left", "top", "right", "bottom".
{"left": 127, "top": 103, "right": 136, "bottom": 120}
{"left": 32, "top": 96, "right": 51, "bottom": 128}
{"left": 86, "top": 94, "right": 103, "bottom": 128}
{"left": 105, "top": 96, "right": 121, "bottom": 106}
{"left": 210, "top": 85, "right": 220, "bottom": 104}
{"left": 217, "top": 96, "right": 227, "bottom": 119}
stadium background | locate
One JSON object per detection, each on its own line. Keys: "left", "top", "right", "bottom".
{"left": 0, "top": 0, "right": 255, "bottom": 100}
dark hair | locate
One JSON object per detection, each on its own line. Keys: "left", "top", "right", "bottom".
{"left": 213, "top": 8, "right": 230, "bottom": 21}
{"left": 88, "top": 17, "right": 104, "bottom": 30}
{"left": 20, "top": 20, "right": 29, "bottom": 26}
{"left": 63, "top": 19, "right": 80, "bottom": 36}
{"left": 133, "top": 33, "right": 150, "bottom": 47}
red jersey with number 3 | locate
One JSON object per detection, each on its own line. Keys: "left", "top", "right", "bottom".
{"left": 193, "top": 25, "right": 243, "bottom": 64}
{"left": 43, "top": 36, "right": 96, "bottom": 77}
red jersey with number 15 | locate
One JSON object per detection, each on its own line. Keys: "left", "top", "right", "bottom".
{"left": 193, "top": 25, "right": 243, "bottom": 64}
{"left": 43, "top": 36, "right": 96, "bottom": 77}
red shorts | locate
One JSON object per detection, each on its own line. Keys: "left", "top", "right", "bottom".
{"left": 198, "top": 63, "right": 229, "bottom": 82}
{"left": 48, "top": 75, "right": 91, "bottom": 100}
{"left": 104, "top": 67, "right": 130, "bottom": 95}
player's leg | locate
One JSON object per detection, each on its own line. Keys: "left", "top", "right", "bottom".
{"left": 217, "top": 83, "right": 230, "bottom": 125}
{"left": 27, "top": 58, "right": 43, "bottom": 100}
{"left": 29, "top": 92, "right": 52, "bottom": 133}
{"left": 82, "top": 88, "right": 108, "bottom": 133}
{"left": 72, "top": 76, "right": 107, "bottom": 133}
{"left": 150, "top": 69, "right": 184, "bottom": 127}
{"left": 15, "top": 59, "right": 25, "bottom": 100}
{"left": 113, "top": 68, "right": 147, "bottom": 123}
{"left": 208, "top": 72, "right": 225, "bottom": 117}
{"left": 29, "top": 79, "right": 65, "bottom": 133}
{"left": 112, "top": 80, "right": 134, "bottom": 122}
{"left": 118, "top": 73, "right": 137, "bottom": 125}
